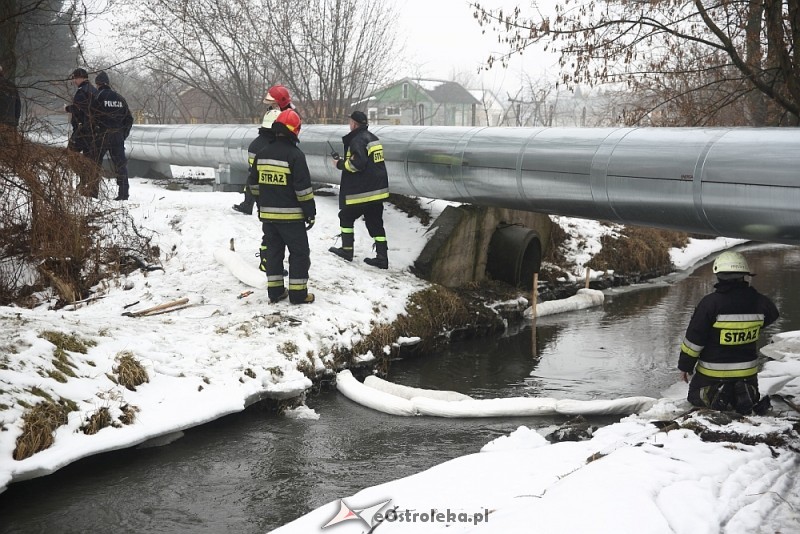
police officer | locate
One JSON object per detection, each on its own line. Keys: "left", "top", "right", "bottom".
{"left": 0, "top": 65, "right": 21, "bottom": 130}
{"left": 92, "top": 71, "right": 134, "bottom": 200}
{"left": 233, "top": 84, "right": 295, "bottom": 215}
{"left": 328, "top": 110, "right": 390, "bottom": 269}
{"left": 678, "top": 251, "right": 779, "bottom": 415}
{"left": 250, "top": 109, "right": 316, "bottom": 304}
{"left": 65, "top": 68, "right": 99, "bottom": 197}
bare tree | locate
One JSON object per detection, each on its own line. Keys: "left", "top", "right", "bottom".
{"left": 259, "top": 0, "right": 399, "bottom": 123}
{"left": 472, "top": 0, "right": 800, "bottom": 126}
{"left": 116, "top": 0, "right": 398, "bottom": 124}
{"left": 116, "top": 0, "right": 272, "bottom": 123}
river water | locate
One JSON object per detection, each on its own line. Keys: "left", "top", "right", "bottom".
{"left": 1, "top": 245, "right": 798, "bottom": 533}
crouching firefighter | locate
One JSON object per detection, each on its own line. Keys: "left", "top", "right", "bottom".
{"left": 678, "top": 251, "right": 779, "bottom": 415}
{"left": 248, "top": 109, "right": 316, "bottom": 304}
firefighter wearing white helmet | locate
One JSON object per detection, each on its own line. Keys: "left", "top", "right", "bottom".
{"left": 233, "top": 84, "right": 296, "bottom": 215}
{"left": 678, "top": 250, "right": 779, "bottom": 415}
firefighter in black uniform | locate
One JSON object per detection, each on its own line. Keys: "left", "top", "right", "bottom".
{"left": 328, "top": 110, "right": 390, "bottom": 269}
{"left": 678, "top": 251, "right": 779, "bottom": 415}
{"left": 65, "top": 68, "right": 99, "bottom": 197}
{"left": 233, "top": 84, "right": 295, "bottom": 215}
{"left": 246, "top": 108, "right": 280, "bottom": 272}
{"left": 92, "top": 71, "right": 134, "bottom": 200}
{"left": 249, "top": 109, "right": 316, "bottom": 304}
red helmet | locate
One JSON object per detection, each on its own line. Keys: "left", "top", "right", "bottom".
{"left": 275, "top": 109, "right": 301, "bottom": 136}
{"left": 265, "top": 84, "right": 292, "bottom": 109}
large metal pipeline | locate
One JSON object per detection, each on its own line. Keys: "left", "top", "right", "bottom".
{"left": 128, "top": 124, "right": 800, "bottom": 245}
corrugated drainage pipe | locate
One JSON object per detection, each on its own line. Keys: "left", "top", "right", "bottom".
{"left": 486, "top": 224, "right": 542, "bottom": 289}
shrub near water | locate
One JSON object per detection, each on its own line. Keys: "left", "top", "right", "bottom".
{"left": 587, "top": 226, "right": 688, "bottom": 275}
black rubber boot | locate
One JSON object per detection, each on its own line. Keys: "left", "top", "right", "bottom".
{"left": 364, "top": 241, "right": 388, "bottom": 269}
{"left": 232, "top": 200, "right": 253, "bottom": 215}
{"left": 291, "top": 293, "right": 315, "bottom": 304}
{"left": 329, "top": 231, "right": 354, "bottom": 261}
{"left": 269, "top": 289, "right": 288, "bottom": 303}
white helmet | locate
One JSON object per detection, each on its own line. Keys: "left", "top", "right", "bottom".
{"left": 261, "top": 108, "right": 280, "bottom": 129}
{"left": 713, "top": 251, "right": 752, "bottom": 275}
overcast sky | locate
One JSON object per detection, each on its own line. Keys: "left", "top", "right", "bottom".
{"left": 395, "top": 0, "right": 560, "bottom": 96}
{"left": 84, "top": 0, "right": 559, "bottom": 100}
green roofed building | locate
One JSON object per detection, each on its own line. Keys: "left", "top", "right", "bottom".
{"left": 355, "top": 78, "right": 483, "bottom": 127}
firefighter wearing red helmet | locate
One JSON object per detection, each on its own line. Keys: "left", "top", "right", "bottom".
{"left": 248, "top": 109, "right": 316, "bottom": 304}
{"left": 263, "top": 84, "right": 294, "bottom": 111}
{"left": 233, "top": 84, "right": 296, "bottom": 215}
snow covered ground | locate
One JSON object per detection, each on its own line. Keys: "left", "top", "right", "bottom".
{"left": 2, "top": 177, "right": 798, "bottom": 534}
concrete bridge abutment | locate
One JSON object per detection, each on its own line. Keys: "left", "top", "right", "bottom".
{"left": 412, "top": 206, "right": 550, "bottom": 289}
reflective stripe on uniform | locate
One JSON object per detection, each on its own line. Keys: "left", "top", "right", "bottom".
{"left": 344, "top": 188, "right": 389, "bottom": 205}
{"left": 295, "top": 186, "right": 314, "bottom": 202}
{"left": 713, "top": 313, "right": 765, "bottom": 346}
{"left": 258, "top": 206, "right": 305, "bottom": 221}
{"left": 288, "top": 278, "right": 308, "bottom": 291}
{"left": 344, "top": 158, "right": 359, "bottom": 173}
{"left": 267, "top": 274, "right": 284, "bottom": 288}
{"left": 696, "top": 359, "right": 758, "bottom": 378}
{"left": 367, "top": 142, "right": 384, "bottom": 162}
{"left": 680, "top": 338, "right": 703, "bottom": 358}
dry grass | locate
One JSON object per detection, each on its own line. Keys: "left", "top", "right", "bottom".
{"left": 296, "top": 358, "right": 315, "bottom": 380}
{"left": 113, "top": 351, "right": 149, "bottom": 391}
{"left": 118, "top": 404, "right": 139, "bottom": 425}
{"left": 39, "top": 331, "right": 96, "bottom": 354}
{"left": 13, "top": 400, "right": 74, "bottom": 460}
{"left": 277, "top": 341, "right": 299, "bottom": 357}
{"left": 0, "top": 131, "right": 158, "bottom": 308}
{"left": 387, "top": 194, "right": 432, "bottom": 226}
{"left": 587, "top": 225, "right": 688, "bottom": 275}
{"left": 393, "top": 286, "right": 471, "bottom": 351}
{"left": 80, "top": 407, "right": 112, "bottom": 435}
{"left": 329, "top": 285, "right": 478, "bottom": 370}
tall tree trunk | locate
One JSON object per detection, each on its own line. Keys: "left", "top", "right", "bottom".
{"left": 0, "top": 0, "right": 18, "bottom": 77}
{"left": 745, "top": 0, "right": 766, "bottom": 125}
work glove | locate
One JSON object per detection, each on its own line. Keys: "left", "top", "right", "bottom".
{"left": 305, "top": 217, "right": 315, "bottom": 231}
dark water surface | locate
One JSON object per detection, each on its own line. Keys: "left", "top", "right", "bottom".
{"left": 1, "top": 245, "right": 798, "bottom": 533}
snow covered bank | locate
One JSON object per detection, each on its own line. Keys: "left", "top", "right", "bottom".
{"left": 277, "top": 344, "right": 800, "bottom": 533}
{"left": 0, "top": 179, "right": 437, "bottom": 492}
{"left": 273, "top": 402, "right": 800, "bottom": 534}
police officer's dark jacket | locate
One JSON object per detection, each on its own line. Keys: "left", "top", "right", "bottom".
{"left": 93, "top": 85, "right": 133, "bottom": 137}
{"left": 678, "top": 279, "right": 779, "bottom": 379}
{"left": 66, "top": 80, "right": 97, "bottom": 133}
{"left": 248, "top": 124, "right": 315, "bottom": 223}
{"left": 335, "top": 125, "right": 388, "bottom": 209}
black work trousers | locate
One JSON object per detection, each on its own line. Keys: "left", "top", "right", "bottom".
{"left": 68, "top": 127, "right": 100, "bottom": 197}
{"left": 95, "top": 129, "right": 129, "bottom": 199}
{"left": 262, "top": 221, "right": 310, "bottom": 304}
{"left": 337, "top": 202, "right": 385, "bottom": 238}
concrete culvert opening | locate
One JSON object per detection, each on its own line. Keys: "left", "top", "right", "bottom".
{"left": 486, "top": 224, "right": 542, "bottom": 289}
